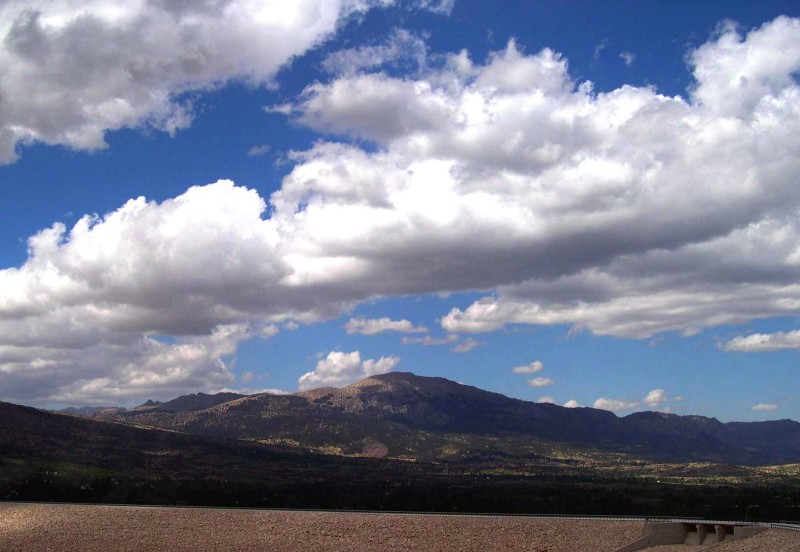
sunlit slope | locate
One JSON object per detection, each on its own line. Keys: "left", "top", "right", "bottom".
{"left": 91, "top": 372, "right": 800, "bottom": 466}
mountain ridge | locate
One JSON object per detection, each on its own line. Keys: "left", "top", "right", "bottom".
{"left": 77, "top": 371, "right": 800, "bottom": 466}
{"left": 8, "top": 396, "right": 800, "bottom": 516}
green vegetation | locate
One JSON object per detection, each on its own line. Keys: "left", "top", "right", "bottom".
{"left": 3, "top": 455, "right": 800, "bottom": 521}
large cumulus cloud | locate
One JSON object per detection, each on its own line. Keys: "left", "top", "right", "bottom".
{"left": 2, "top": 16, "right": 800, "bottom": 403}
{"left": 282, "top": 17, "right": 800, "bottom": 338}
{"left": 0, "top": 0, "right": 392, "bottom": 163}
{"left": 0, "top": 182, "right": 288, "bottom": 404}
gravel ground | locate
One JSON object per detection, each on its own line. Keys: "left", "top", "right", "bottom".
{"left": 711, "top": 529, "right": 800, "bottom": 551}
{"left": 0, "top": 504, "right": 645, "bottom": 552}
{"left": 644, "top": 529, "right": 800, "bottom": 551}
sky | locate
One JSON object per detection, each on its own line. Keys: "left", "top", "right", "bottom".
{"left": 1, "top": 1, "right": 799, "bottom": 422}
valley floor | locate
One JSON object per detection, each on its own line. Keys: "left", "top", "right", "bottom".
{"left": 0, "top": 503, "right": 647, "bottom": 551}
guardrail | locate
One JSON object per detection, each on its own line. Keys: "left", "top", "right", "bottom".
{"left": 771, "top": 522, "right": 800, "bottom": 532}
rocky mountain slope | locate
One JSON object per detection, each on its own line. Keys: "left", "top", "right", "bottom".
{"left": 87, "top": 372, "right": 800, "bottom": 466}
{"left": 0, "top": 399, "right": 409, "bottom": 482}
{"left": 5, "top": 396, "right": 800, "bottom": 516}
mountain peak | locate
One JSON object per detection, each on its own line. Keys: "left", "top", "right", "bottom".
{"left": 354, "top": 371, "right": 428, "bottom": 386}
{"left": 158, "top": 391, "right": 246, "bottom": 412}
{"left": 356, "top": 371, "right": 472, "bottom": 392}
{"left": 139, "top": 399, "right": 163, "bottom": 408}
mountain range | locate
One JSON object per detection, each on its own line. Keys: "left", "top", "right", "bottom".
{"left": 3, "top": 371, "right": 799, "bottom": 514}
{"left": 66, "top": 371, "right": 800, "bottom": 467}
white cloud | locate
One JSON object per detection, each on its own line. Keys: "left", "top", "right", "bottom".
{"left": 0, "top": 181, "right": 294, "bottom": 404}
{"left": 537, "top": 396, "right": 556, "bottom": 404}
{"left": 345, "top": 316, "right": 428, "bottom": 335}
{"left": 0, "top": 0, "right": 394, "bottom": 163}
{"left": 752, "top": 403, "right": 779, "bottom": 411}
{"left": 3, "top": 17, "right": 800, "bottom": 404}
{"left": 14, "top": 323, "right": 253, "bottom": 406}
{"left": 593, "top": 38, "right": 609, "bottom": 61}
{"left": 620, "top": 51, "right": 635, "bottom": 66}
{"left": 297, "top": 350, "right": 399, "bottom": 390}
{"left": 260, "top": 325, "right": 280, "bottom": 338}
{"left": 401, "top": 334, "right": 459, "bottom": 346}
{"left": 723, "top": 330, "right": 800, "bottom": 352}
{"left": 399, "top": 332, "right": 481, "bottom": 351}
{"left": 511, "top": 360, "right": 543, "bottom": 374}
{"left": 322, "top": 28, "right": 428, "bottom": 75}
{"left": 247, "top": 144, "right": 272, "bottom": 157}
{"left": 692, "top": 17, "right": 800, "bottom": 117}
{"left": 282, "top": 17, "right": 800, "bottom": 340}
{"left": 527, "top": 376, "right": 554, "bottom": 387}
{"left": 564, "top": 399, "right": 582, "bottom": 408}
{"left": 643, "top": 388, "right": 668, "bottom": 407}
{"left": 413, "top": 0, "right": 455, "bottom": 15}
{"left": 451, "top": 337, "right": 482, "bottom": 353}
{"left": 593, "top": 397, "right": 638, "bottom": 412}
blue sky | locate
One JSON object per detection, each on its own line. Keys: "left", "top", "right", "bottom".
{"left": 1, "top": 1, "right": 799, "bottom": 422}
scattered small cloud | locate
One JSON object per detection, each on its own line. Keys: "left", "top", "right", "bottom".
{"left": 297, "top": 350, "right": 399, "bottom": 391}
{"left": 537, "top": 396, "right": 556, "bottom": 404}
{"left": 401, "top": 334, "right": 459, "bottom": 346}
{"left": 346, "top": 316, "right": 428, "bottom": 335}
{"left": 247, "top": 144, "right": 271, "bottom": 157}
{"left": 240, "top": 371, "right": 254, "bottom": 383}
{"left": 284, "top": 321, "right": 300, "bottom": 331}
{"left": 259, "top": 324, "right": 280, "bottom": 338}
{"left": 643, "top": 388, "right": 668, "bottom": 407}
{"left": 564, "top": 399, "right": 582, "bottom": 408}
{"left": 414, "top": 0, "right": 455, "bottom": 15}
{"left": 451, "top": 337, "right": 483, "bottom": 353}
{"left": 322, "top": 28, "right": 429, "bottom": 75}
{"left": 593, "top": 397, "right": 638, "bottom": 412}
{"left": 752, "top": 403, "right": 779, "bottom": 411}
{"left": 400, "top": 332, "right": 481, "bottom": 352}
{"left": 619, "top": 50, "right": 635, "bottom": 66}
{"left": 512, "top": 360, "right": 544, "bottom": 374}
{"left": 723, "top": 330, "right": 800, "bottom": 352}
{"left": 593, "top": 38, "right": 610, "bottom": 60}
{"left": 527, "top": 376, "right": 555, "bottom": 387}
{"left": 264, "top": 103, "right": 293, "bottom": 115}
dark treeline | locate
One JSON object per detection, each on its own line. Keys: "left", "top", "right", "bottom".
{"left": 3, "top": 467, "right": 799, "bottom": 522}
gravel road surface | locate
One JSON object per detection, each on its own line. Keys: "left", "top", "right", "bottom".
{"left": 0, "top": 504, "right": 645, "bottom": 552}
